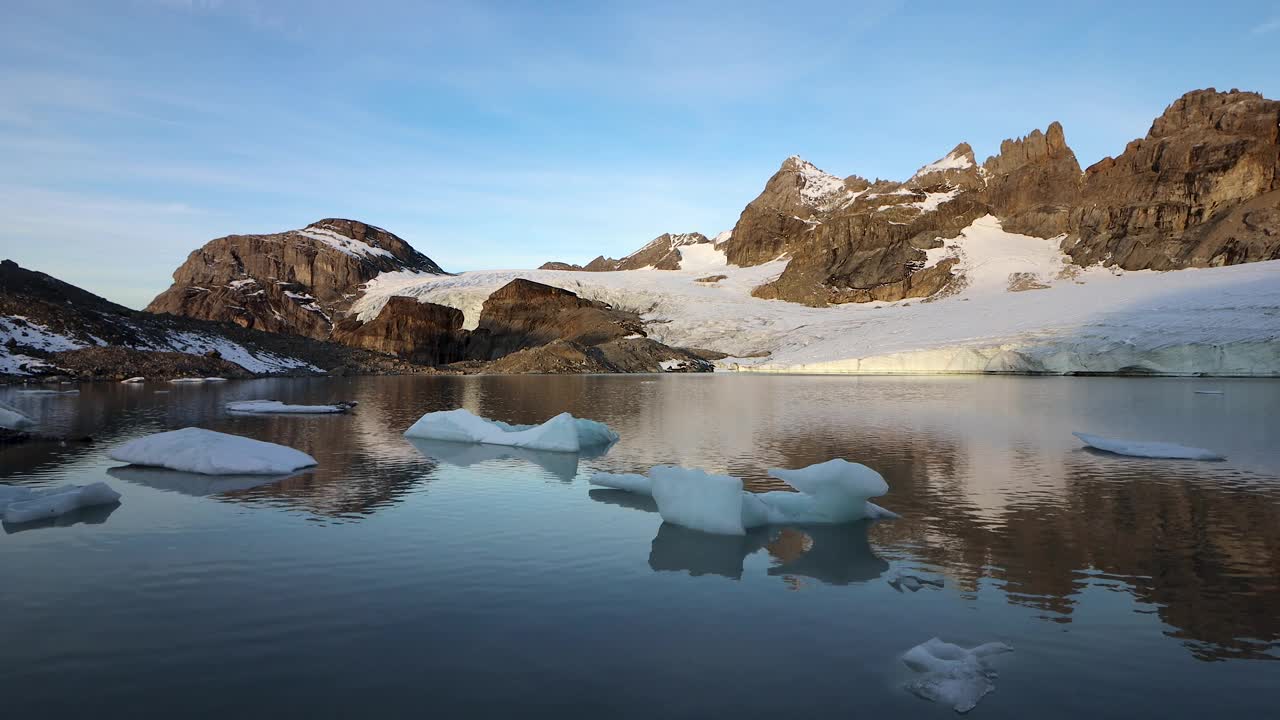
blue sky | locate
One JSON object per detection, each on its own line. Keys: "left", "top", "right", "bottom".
{"left": 2, "top": 0, "right": 1278, "bottom": 308}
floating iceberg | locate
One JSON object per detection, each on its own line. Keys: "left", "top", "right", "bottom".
{"left": 591, "top": 458, "right": 895, "bottom": 535}
{"left": 170, "top": 377, "right": 228, "bottom": 384}
{"left": 651, "top": 466, "right": 749, "bottom": 535}
{"left": 403, "top": 409, "right": 618, "bottom": 453}
{"left": 226, "top": 399, "right": 356, "bottom": 414}
{"left": 1073, "top": 432, "right": 1224, "bottom": 460}
{"left": 0, "top": 482, "right": 121, "bottom": 525}
{"left": 1, "top": 400, "right": 36, "bottom": 431}
{"left": 107, "top": 466, "right": 295, "bottom": 496}
{"left": 108, "top": 427, "right": 318, "bottom": 475}
{"left": 902, "top": 638, "right": 1013, "bottom": 713}
{"left": 121, "top": 376, "right": 146, "bottom": 384}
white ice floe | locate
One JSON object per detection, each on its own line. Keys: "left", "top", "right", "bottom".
{"left": 353, "top": 215, "right": 1280, "bottom": 377}
{"left": 14, "top": 389, "right": 78, "bottom": 395}
{"left": 226, "top": 400, "right": 355, "bottom": 414}
{"left": 591, "top": 458, "right": 894, "bottom": 535}
{"left": 403, "top": 409, "right": 618, "bottom": 453}
{"left": 169, "top": 377, "right": 228, "bottom": 384}
{"left": 121, "top": 376, "right": 146, "bottom": 384}
{"left": 902, "top": 638, "right": 1013, "bottom": 713}
{"left": 108, "top": 427, "right": 318, "bottom": 475}
{"left": 1072, "top": 432, "right": 1224, "bottom": 460}
{"left": 0, "top": 482, "right": 121, "bottom": 524}
{"left": 0, "top": 400, "right": 36, "bottom": 431}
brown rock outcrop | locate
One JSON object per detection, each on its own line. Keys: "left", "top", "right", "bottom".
{"left": 724, "top": 156, "right": 871, "bottom": 267}
{"left": 146, "top": 219, "right": 445, "bottom": 338}
{"left": 332, "top": 297, "right": 469, "bottom": 364}
{"left": 981, "top": 122, "right": 1082, "bottom": 237}
{"left": 1, "top": 259, "right": 423, "bottom": 379}
{"left": 471, "top": 279, "right": 644, "bottom": 360}
{"left": 729, "top": 87, "right": 1280, "bottom": 305}
{"left": 1065, "top": 88, "right": 1280, "bottom": 269}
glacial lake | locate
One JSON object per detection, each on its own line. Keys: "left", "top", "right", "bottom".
{"left": 2, "top": 374, "right": 1278, "bottom": 717}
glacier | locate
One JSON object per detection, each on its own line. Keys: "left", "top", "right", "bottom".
{"left": 352, "top": 215, "right": 1280, "bottom": 377}
{"left": 590, "top": 458, "right": 894, "bottom": 536}
{"left": 403, "top": 409, "right": 618, "bottom": 453}
{"left": 108, "top": 427, "right": 318, "bottom": 475}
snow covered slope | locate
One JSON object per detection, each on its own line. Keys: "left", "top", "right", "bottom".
{"left": 353, "top": 216, "right": 1280, "bottom": 377}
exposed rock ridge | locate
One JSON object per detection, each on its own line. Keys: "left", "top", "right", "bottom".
{"left": 727, "top": 87, "right": 1280, "bottom": 305}
{"left": 146, "top": 218, "right": 445, "bottom": 339}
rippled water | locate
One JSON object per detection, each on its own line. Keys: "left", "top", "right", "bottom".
{"left": 2, "top": 375, "right": 1278, "bottom": 717}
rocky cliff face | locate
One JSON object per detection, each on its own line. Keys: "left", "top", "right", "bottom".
{"left": 727, "top": 88, "right": 1280, "bottom": 305}
{"left": 471, "top": 279, "right": 644, "bottom": 359}
{"left": 1065, "top": 88, "right": 1280, "bottom": 269}
{"left": 540, "top": 232, "right": 712, "bottom": 271}
{"left": 332, "top": 297, "right": 469, "bottom": 365}
{"left": 1, "top": 259, "right": 417, "bottom": 379}
{"left": 147, "top": 219, "right": 445, "bottom": 338}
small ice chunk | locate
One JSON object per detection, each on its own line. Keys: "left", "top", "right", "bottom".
{"left": 121, "top": 377, "right": 146, "bottom": 384}
{"left": 14, "top": 389, "right": 78, "bottom": 395}
{"left": 650, "top": 466, "right": 748, "bottom": 536}
{"left": 109, "top": 427, "right": 318, "bottom": 475}
{"left": 1, "top": 400, "right": 36, "bottom": 431}
{"left": 902, "top": 638, "right": 1013, "bottom": 713}
{"left": 226, "top": 400, "right": 355, "bottom": 414}
{"left": 403, "top": 409, "right": 618, "bottom": 453}
{"left": 1073, "top": 432, "right": 1223, "bottom": 460}
{"left": 0, "top": 482, "right": 121, "bottom": 524}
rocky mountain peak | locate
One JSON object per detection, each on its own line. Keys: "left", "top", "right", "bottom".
{"left": 146, "top": 219, "right": 445, "bottom": 340}
{"left": 1149, "top": 88, "right": 1276, "bottom": 138}
{"left": 540, "top": 231, "right": 712, "bottom": 272}
{"left": 983, "top": 121, "right": 1078, "bottom": 177}
{"left": 1067, "top": 87, "right": 1280, "bottom": 270}
{"left": 906, "top": 143, "right": 983, "bottom": 193}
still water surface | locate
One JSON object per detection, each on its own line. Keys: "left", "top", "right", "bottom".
{"left": 2, "top": 375, "right": 1278, "bottom": 717}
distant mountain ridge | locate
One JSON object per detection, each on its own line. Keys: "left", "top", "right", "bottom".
{"left": 540, "top": 232, "right": 715, "bottom": 272}
{"left": 730, "top": 88, "right": 1279, "bottom": 305}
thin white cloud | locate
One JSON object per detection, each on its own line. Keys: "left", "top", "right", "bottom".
{"left": 1253, "top": 17, "right": 1280, "bottom": 34}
